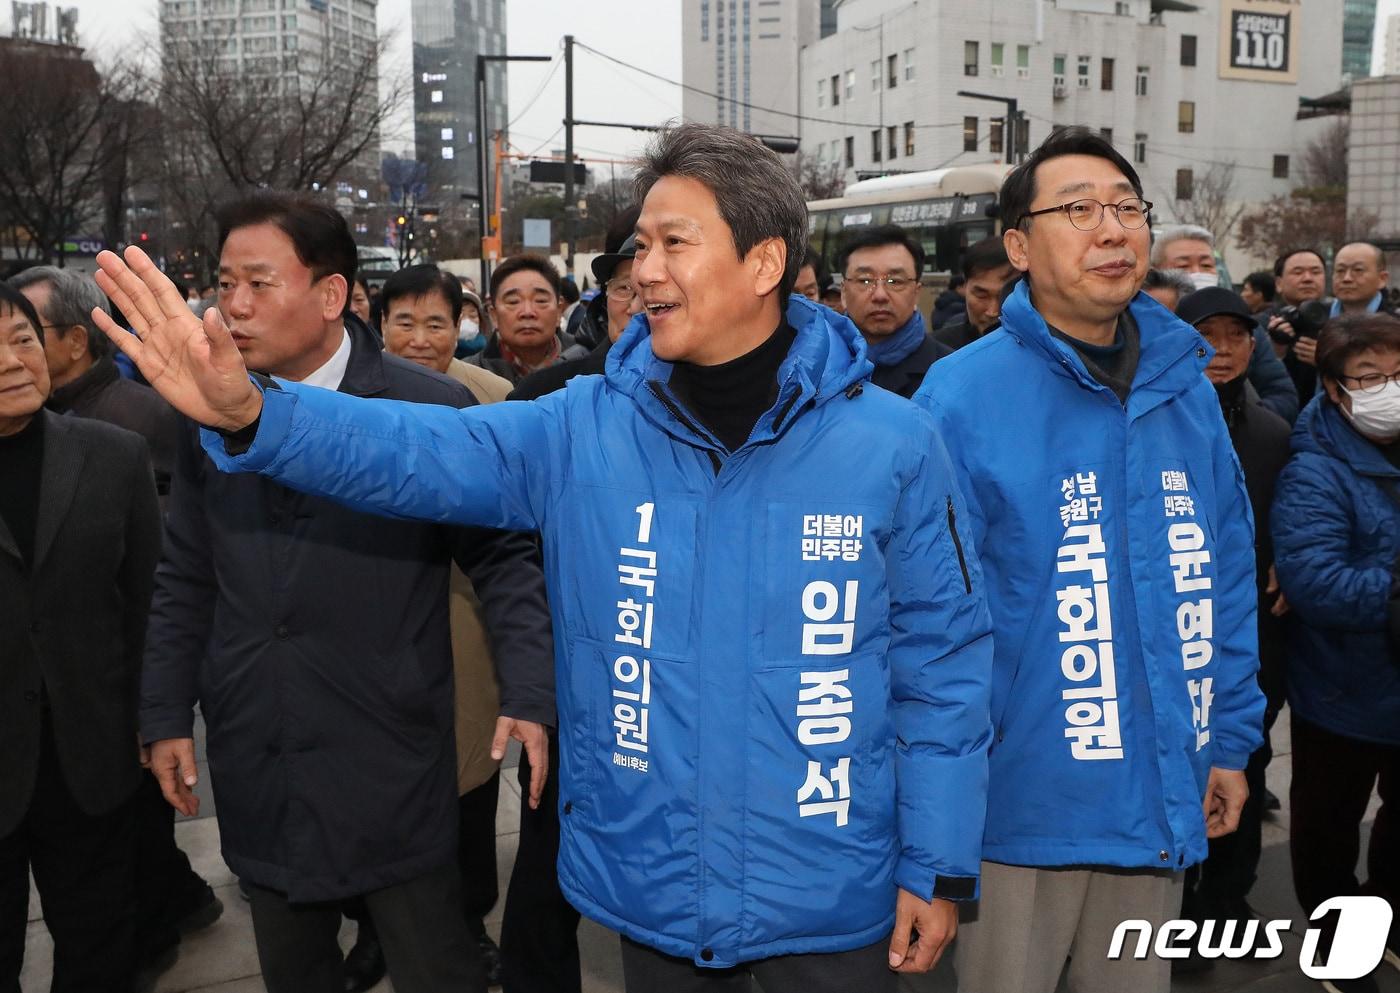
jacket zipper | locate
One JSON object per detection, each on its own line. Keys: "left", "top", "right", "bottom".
{"left": 647, "top": 382, "right": 723, "bottom": 476}
{"left": 946, "top": 496, "right": 972, "bottom": 594}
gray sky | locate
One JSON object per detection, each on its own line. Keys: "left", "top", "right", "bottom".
{"left": 43, "top": 0, "right": 684, "bottom": 163}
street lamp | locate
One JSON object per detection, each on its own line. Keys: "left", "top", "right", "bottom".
{"left": 477, "top": 52, "right": 551, "bottom": 290}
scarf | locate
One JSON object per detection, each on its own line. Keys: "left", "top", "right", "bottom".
{"left": 863, "top": 309, "right": 927, "bottom": 368}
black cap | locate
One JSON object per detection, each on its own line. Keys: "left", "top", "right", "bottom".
{"left": 1175, "top": 286, "right": 1255, "bottom": 331}
{"left": 591, "top": 234, "right": 638, "bottom": 285}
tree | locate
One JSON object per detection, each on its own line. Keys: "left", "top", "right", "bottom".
{"left": 791, "top": 152, "right": 845, "bottom": 201}
{"left": 1298, "top": 118, "right": 1349, "bottom": 190}
{"left": 1234, "top": 187, "right": 1379, "bottom": 263}
{"left": 1172, "top": 161, "right": 1247, "bottom": 247}
{"left": 0, "top": 42, "right": 148, "bottom": 266}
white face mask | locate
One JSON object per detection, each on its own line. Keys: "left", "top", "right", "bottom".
{"left": 1186, "top": 271, "right": 1219, "bottom": 292}
{"left": 1341, "top": 380, "right": 1400, "bottom": 440}
{"left": 459, "top": 318, "right": 480, "bottom": 341}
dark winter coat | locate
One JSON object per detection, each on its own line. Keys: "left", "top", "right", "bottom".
{"left": 869, "top": 334, "right": 953, "bottom": 399}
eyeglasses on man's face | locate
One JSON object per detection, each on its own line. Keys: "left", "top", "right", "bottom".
{"left": 606, "top": 280, "right": 636, "bottom": 301}
{"left": 844, "top": 275, "right": 918, "bottom": 293}
{"left": 1019, "top": 197, "right": 1153, "bottom": 232}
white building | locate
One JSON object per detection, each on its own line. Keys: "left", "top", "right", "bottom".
{"left": 681, "top": 0, "right": 837, "bottom": 137}
{"left": 1384, "top": 13, "right": 1400, "bottom": 75}
{"left": 797, "top": 0, "right": 1343, "bottom": 273}
{"left": 161, "top": 0, "right": 379, "bottom": 79}
{"left": 1347, "top": 75, "right": 1400, "bottom": 248}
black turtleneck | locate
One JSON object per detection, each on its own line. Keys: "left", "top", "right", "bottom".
{"left": 667, "top": 322, "right": 797, "bottom": 452}
{"left": 0, "top": 413, "right": 46, "bottom": 568}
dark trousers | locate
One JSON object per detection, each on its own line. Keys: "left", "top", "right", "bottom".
{"left": 619, "top": 936, "right": 896, "bottom": 993}
{"left": 133, "top": 775, "right": 208, "bottom": 958}
{"left": 248, "top": 862, "right": 485, "bottom": 993}
{"left": 1290, "top": 713, "right": 1399, "bottom": 949}
{"left": 1184, "top": 705, "right": 1277, "bottom": 920}
{"left": 0, "top": 720, "right": 138, "bottom": 993}
{"left": 501, "top": 733, "right": 582, "bottom": 993}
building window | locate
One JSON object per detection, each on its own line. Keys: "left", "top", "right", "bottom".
{"left": 430, "top": 89, "right": 443, "bottom": 103}
{"left": 904, "top": 48, "right": 915, "bottom": 80}
{"left": 871, "top": 59, "right": 881, "bottom": 91}
{"left": 963, "top": 115, "right": 978, "bottom": 152}
{"left": 887, "top": 124, "right": 898, "bottom": 159}
{"left": 1101, "top": 57, "right": 1114, "bottom": 90}
{"left": 1178, "top": 100, "right": 1195, "bottom": 133}
{"left": 441, "top": 146, "right": 454, "bottom": 160}
{"left": 989, "top": 118, "right": 1004, "bottom": 155}
{"left": 871, "top": 129, "right": 882, "bottom": 162}
{"left": 1176, "top": 168, "right": 1194, "bottom": 200}
{"left": 1115, "top": 0, "right": 1130, "bottom": 13}
{"left": 904, "top": 121, "right": 915, "bottom": 156}
{"left": 1077, "top": 55, "right": 1091, "bottom": 88}
{"left": 1135, "top": 65, "right": 1148, "bottom": 96}
{"left": 844, "top": 70, "right": 854, "bottom": 101}
{"left": 844, "top": 136, "right": 855, "bottom": 168}
{"left": 1180, "top": 34, "right": 1197, "bottom": 66}
{"left": 441, "top": 127, "right": 454, "bottom": 141}
{"left": 964, "top": 40, "right": 979, "bottom": 76}
{"left": 1273, "top": 154, "right": 1290, "bottom": 178}
{"left": 887, "top": 53, "right": 898, "bottom": 88}
{"left": 817, "top": 77, "right": 825, "bottom": 108}
{"left": 1053, "top": 54, "right": 1066, "bottom": 87}
{"left": 1017, "top": 44, "right": 1031, "bottom": 77}
{"left": 991, "top": 42, "right": 1004, "bottom": 77}
{"left": 831, "top": 139, "right": 840, "bottom": 161}
{"left": 1134, "top": 132, "right": 1147, "bottom": 164}
{"left": 830, "top": 75, "right": 840, "bottom": 106}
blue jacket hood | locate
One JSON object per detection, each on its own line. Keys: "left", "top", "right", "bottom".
{"left": 1290, "top": 394, "right": 1400, "bottom": 480}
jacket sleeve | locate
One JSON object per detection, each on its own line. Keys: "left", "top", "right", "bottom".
{"left": 452, "top": 527, "right": 556, "bottom": 727}
{"left": 1204, "top": 427, "right": 1266, "bottom": 771}
{"left": 202, "top": 380, "right": 559, "bottom": 533}
{"left": 1248, "top": 326, "right": 1299, "bottom": 424}
{"left": 887, "top": 422, "right": 994, "bottom": 902}
{"left": 1272, "top": 452, "right": 1393, "bottom": 632}
{"left": 120, "top": 438, "right": 163, "bottom": 717}
{"left": 141, "top": 423, "right": 214, "bottom": 743}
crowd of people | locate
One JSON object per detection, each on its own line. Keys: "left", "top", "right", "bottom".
{"left": 0, "top": 121, "right": 1397, "bottom": 993}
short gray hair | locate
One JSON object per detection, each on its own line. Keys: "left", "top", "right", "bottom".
{"left": 1151, "top": 225, "right": 1216, "bottom": 265}
{"left": 1143, "top": 267, "right": 1197, "bottom": 299}
{"left": 8, "top": 266, "right": 111, "bottom": 359}
{"left": 634, "top": 122, "right": 808, "bottom": 299}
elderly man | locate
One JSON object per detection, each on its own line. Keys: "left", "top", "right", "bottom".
{"left": 93, "top": 121, "right": 994, "bottom": 993}
{"left": 470, "top": 256, "right": 586, "bottom": 384}
{"left": 1265, "top": 247, "right": 1331, "bottom": 407}
{"left": 0, "top": 282, "right": 161, "bottom": 993}
{"left": 1331, "top": 241, "right": 1394, "bottom": 319}
{"left": 935, "top": 238, "right": 1016, "bottom": 352}
{"left": 916, "top": 127, "right": 1264, "bottom": 993}
{"left": 838, "top": 224, "right": 951, "bottom": 397}
{"left": 1150, "top": 225, "right": 1298, "bottom": 422}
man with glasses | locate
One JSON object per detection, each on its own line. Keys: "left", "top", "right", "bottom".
{"left": 838, "top": 225, "right": 951, "bottom": 398}
{"left": 470, "top": 255, "right": 586, "bottom": 385}
{"left": 1331, "top": 242, "right": 1394, "bottom": 320}
{"left": 915, "top": 127, "right": 1264, "bottom": 993}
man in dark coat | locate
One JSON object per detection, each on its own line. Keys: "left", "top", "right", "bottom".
{"left": 139, "top": 192, "right": 554, "bottom": 993}
{"left": 11, "top": 266, "right": 182, "bottom": 499}
{"left": 934, "top": 238, "right": 1017, "bottom": 352}
{"left": 837, "top": 224, "right": 951, "bottom": 398}
{"left": 470, "top": 255, "right": 587, "bottom": 385}
{"left": 0, "top": 282, "right": 162, "bottom": 993}
{"left": 1175, "top": 287, "right": 1292, "bottom": 938}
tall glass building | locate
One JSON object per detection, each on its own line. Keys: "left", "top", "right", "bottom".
{"left": 1342, "top": 0, "right": 1378, "bottom": 78}
{"left": 412, "top": 0, "right": 507, "bottom": 198}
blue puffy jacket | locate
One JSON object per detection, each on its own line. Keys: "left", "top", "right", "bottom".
{"left": 202, "top": 297, "right": 995, "bottom": 967}
{"left": 1271, "top": 397, "right": 1400, "bottom": 746}
{"left": 914, "top": 282, "right": 1265, "bottom": 870}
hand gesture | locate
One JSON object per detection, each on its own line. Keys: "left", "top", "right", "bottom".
{"left": 91, "top": 247, "right": 263, "bottom": 431}
{"left": 888, "top": 890, "right": 957, "bottom": 973}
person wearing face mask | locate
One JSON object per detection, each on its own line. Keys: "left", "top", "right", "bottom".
{"left": 1272, "top": 313, "right": 1400, "bottom": 987}
{"left": 1173, "top": 288, "right": 1292, "bottom": 962}
{"left": 1153, "top": 225, "right": 1298, "bottom": 424}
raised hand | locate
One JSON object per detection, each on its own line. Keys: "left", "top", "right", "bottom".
{"left": 91, "top": 247, "right": 263, "bottom": 431}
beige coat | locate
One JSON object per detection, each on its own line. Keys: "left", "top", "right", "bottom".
{"left": 449, "top": 360, "right": 516, "bottom": 795}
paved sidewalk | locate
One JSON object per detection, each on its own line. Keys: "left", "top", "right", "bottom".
{"left": 18, "top": 714, "right": 1397, "bottom": 992}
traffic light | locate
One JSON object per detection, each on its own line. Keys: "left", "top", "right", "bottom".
{"left": 396, "top": 215, "right": 407, "bottom": 227}
{"left": 139, "top": 232, "right": 149, "bottom": 242}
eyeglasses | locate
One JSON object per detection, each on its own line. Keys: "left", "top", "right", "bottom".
{"left": 605, "top": 281, "right": 636, "bottom": 301}
{"left": 1019, "top": 197, "right": 1153, "bottom": 232}
{"left": 844, "top": 275, "right": 918, "bottom": 293}
{"left": 1340, "top": 370, "right": 1400, "bottom": 394}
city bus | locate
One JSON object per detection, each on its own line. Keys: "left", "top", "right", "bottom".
{"left": 807, "top": 163, "right": 1013, "bottom": 285}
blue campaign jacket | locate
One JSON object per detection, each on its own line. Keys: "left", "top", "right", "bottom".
{"left": 1271, "top": 397, "right": 1400, "bottom": 747}
{"left": 914, "top": 282, "right": 1265, "bottom": 870}
{"left": 201, "top": 297, "right": 995, "bottom": 967}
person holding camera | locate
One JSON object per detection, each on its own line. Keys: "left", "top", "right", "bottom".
{"left": 1271, "top": 313, "right": 1400, "bottom": 981}
{"left": 1264, "top": 248, "right": 1333, "bottom": 408}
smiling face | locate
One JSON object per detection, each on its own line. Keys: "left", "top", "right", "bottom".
{"left": 1004, "top": 154, "right": 1149, "bottom": 337}
{"left": 1277, "top": 251, "right": 1326, "bottom": 305}
{"left": 382, "top": 288, "right": 457, "bottom": 373}
{"left": 632, "top": 174, "right": 786, "bottom": 365}
{"left": 0, "top": 302, "right": 50, "bottom": 436}
{"left": 218, "top": 222, "right": 348, "bottom": 380}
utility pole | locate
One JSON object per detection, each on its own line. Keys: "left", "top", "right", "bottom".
{"left": 956, "top": 90, "right": 1023, "bottom": 163}
{"left": 563, "top": 34, "right": 576, "bottom": 278}
{"left": 476, "top": 51, "right": 551, "bottom": 291}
